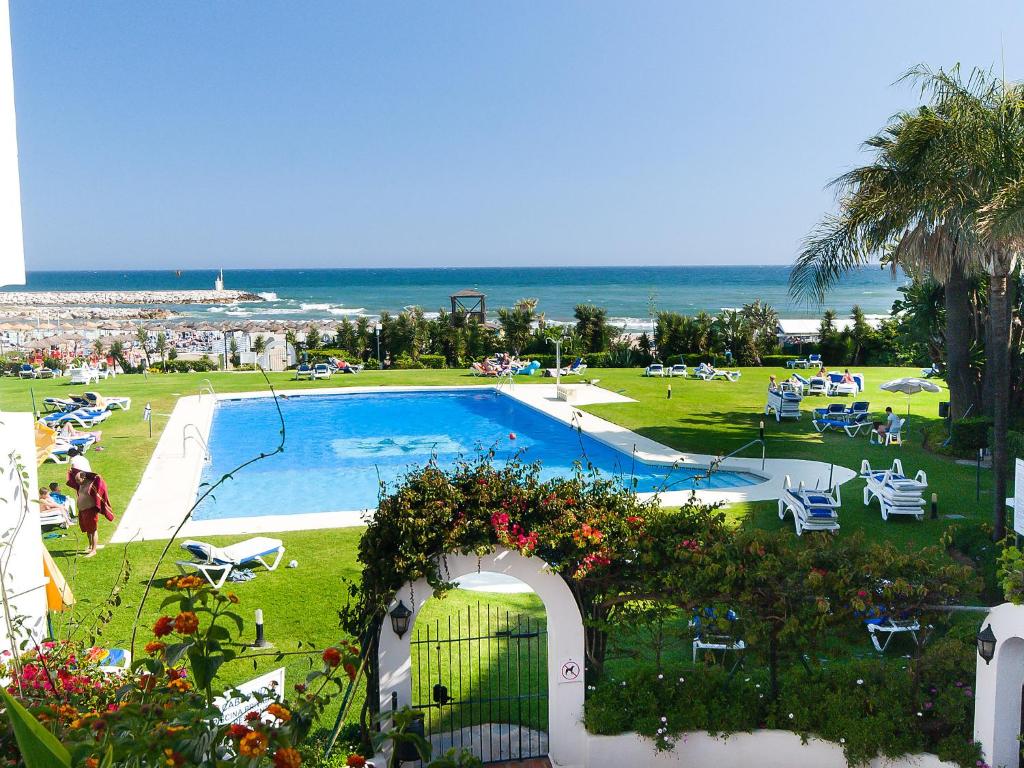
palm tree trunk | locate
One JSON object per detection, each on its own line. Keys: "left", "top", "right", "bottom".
{"left": 989, "top": 271, "right": 1011, "bottom": 541}
{"left": 944, "top": 260, "right": 978, "bottom": 420}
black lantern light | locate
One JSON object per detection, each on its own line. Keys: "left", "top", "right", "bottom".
{"left": 976, "top": 623, "right": 997, "bottom": 665}
{"left": 389, "top": 601, "right": 412, "bottom": 638}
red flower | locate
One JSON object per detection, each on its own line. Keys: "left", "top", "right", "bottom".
{"left": 322, "top": 647, "right": 342, "bottom": 668}
{"left": 344, "top": 662, "right": 357, "bottom": 681}
{"left": 244, "top": 710, "right": 261, "bottom": 722}
{"left": 229, "top": 724, "right": 251, "bottom": 739}
{"left": 174, "top": 611, "right": 199, "bottom": 635}
{"left": 152, "top": 616, "right": 174, "bottom": 638}
{"left": 346, "top": 755, "right": 367, "bottom": 768}
{"left": 274, "top": 748, "right": 302, "bottom": 768}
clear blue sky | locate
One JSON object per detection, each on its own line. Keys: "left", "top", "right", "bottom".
{"left": 10, "top": 1, "right": 1024, "bottom": 270}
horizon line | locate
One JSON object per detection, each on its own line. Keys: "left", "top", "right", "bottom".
{"left": 19, "top": 262, "right": 889, "bottom": 274}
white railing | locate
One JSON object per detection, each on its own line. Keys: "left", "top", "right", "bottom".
{"left": 198, "top": 379, "right": 216, "bottom": 400}
{"left": 182, "top": 423, "right": 211, "bottom": 462}
{"left": 495, "top": 370, "right": 515, "bottom": 393}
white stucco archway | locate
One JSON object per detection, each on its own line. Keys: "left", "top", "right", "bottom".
{"left": 378, "top": 548, "right": 587, "bottom": 768}
{"left": 974, "top": 602, "right": 1024, "bottom": 768}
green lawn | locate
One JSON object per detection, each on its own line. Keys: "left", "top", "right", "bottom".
{"left": 0, "top": 366, "right": 996, "bottom": 733}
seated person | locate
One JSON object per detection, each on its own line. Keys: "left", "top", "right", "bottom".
{"left": 48, "top": 481, "right": 70, "bottom": 506}
{"left": 842, "top": 368, "right": 855, "bottom": 384}
{"left": 768, "top": 375, "right": 779, "bottom": 392}
{"left": 874, "top": 406, "right": 900, "bottom": 437}
{"left": 39, "top": 487, "right": 66, "bottom": 514}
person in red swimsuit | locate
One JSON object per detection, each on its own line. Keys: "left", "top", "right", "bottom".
{"left": 67, "top": 469, "right": 114, "bottom": 558}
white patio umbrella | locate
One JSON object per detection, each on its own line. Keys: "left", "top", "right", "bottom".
{"left": 880, "top": 377, "right": 942, "bottom": 415}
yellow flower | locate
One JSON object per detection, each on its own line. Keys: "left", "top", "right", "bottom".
{"left": 239, "top": 730, "right": 269, "bottom": 758}
{"left": 266, "top": 703, "right": 291, "bottom": 723}
{"left": 167, "top": 678, "right": 191, "bottom": 693}
{"left": 227, "top": 592, "right": 240, "bottom": 604}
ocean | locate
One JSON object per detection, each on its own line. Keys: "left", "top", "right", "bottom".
{"left": 12, "top": 266, "right": 904, "bottom": 329}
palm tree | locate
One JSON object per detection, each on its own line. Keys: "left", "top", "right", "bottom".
{"left": 108, "top": 340, "right": 127, "bottom": 373}
{"left": 742, "top": 300, "right": 780, "bottom": 362}
{"left": 155, "top": 332, "right": 168, "bottom": 370}
{"left": 135, "top": 327, "right": 151, "bottom": 368}
{"left": 93, "top": 338, "right": 105, "bottom": 360}
{"left": 285, "top": 330, "right": 299, "bottom": 365}
{"left": 497, "top": 299, "right": 537, "bottom": 355}
{"left": 252, "top": 335, "right": 267, "bottom": 369}
{"left": 791, "top": 65, "right": 1022, "bottom": 538}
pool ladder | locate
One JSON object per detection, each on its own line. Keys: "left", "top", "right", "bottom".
{"left": 182, "top": 423, "right": 211, "bottom": 462}
{"left": 495, "top": 370, "right": 515, "bottom": 392}
{"left": 695, "top": 437, "right": 766, "bottom": 485}
{"left": 198, "top": 379, "right": 216, "bottom": 400}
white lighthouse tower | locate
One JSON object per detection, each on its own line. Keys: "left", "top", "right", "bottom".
{"left": 214, "top": 269, "right": 224, "bottom": 291}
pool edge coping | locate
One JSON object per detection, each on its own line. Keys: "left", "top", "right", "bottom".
{"left": 113, "top": 384, "right": 857, "bottom": 542}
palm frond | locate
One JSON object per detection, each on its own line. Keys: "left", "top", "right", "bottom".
{"left": 789, "top": 216, "right": 869, "bottom": 303}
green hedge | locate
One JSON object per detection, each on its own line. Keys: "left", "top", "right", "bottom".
{"left": 952, "top": 417, "right": 992, "bottom": 452}
{"left": 418, "top": 354, "right": 447, "bottom": 369}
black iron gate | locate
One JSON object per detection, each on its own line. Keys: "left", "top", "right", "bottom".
{"left": 410, "top": 603, "right": 548, "bottom": 764}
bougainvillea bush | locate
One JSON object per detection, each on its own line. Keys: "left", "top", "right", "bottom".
{"left": 1, "top": 575, "right": 360, "bottom": 767}
{"left": 342, "top": 455, "right": 980, "bottom": 763}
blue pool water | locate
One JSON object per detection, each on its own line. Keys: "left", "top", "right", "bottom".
{"left": 193, "top": 390, "right": 763, "bottom": 520}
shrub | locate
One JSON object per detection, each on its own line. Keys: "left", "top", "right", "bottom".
{"left": 43, "top": 356, "right": 66, "bottom": 371}
{"left": 392, "top": 354, "right": 424, "bottom": 369}
{"left": 950, "top": 417, "right": 991, "bottom": 452}
{"left": 418, "top": 354, "right": 447, "bottom": 369}
{"left": 584, "top": 646, "right": 983, "bottom": 767}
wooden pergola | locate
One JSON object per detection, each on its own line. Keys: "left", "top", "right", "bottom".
{"left": 450, "top": 289, "right": 486, "bottom": 324}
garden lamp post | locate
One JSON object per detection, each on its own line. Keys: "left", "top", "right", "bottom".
{"left": 376, "top": 324, "right": 381, "bottom": 368}
{"left": 389, "top": 600, "right": 412, "bottom": 638}
{"left": 546, "top": 334, "right": 568, "bottom": 386}
{"left": 976, "top": 624, "right": 996, "bottom": 665}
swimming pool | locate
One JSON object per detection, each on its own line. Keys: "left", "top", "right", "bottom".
{"left": 193, "top": 390, "right": 762, "bottom": 520}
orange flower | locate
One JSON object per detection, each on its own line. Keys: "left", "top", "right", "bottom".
{"left": 239, "top": 730, "right": 269, "bottom": 758}
{"left": 173, "top": 611, "right": 199, "bottom": 634}
{"left": 85, "top": 759, "right": 98, "bottom": 768}
{"left": 152, "top": 616, "right": 174, "bottom": 637}
{"left": 322, "top": 647, "right": 341, "bottom": 668}
{"left": 144, "top": 641, "right": 166, "bottom": 655}
{"left": 167, "top": 678, "right": 191, "bottom": 693}
{"left": 346, "top": 755, "right": 366, "bottom": 768}
{"left": 163, "top": 748, "right": 185, "bottom": 767}
{"left": 266, "top": 703, "right": 291, "bottom": 723}
{"left": 273, "top": 747, "right": 303, "bottom": 768}
{"left": 227, "top": 593, "right": 240, "bottom": 604}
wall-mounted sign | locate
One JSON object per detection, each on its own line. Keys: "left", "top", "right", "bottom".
{"left": 559, "top": 659, "right": 581, "bottom": 683}
{"left": 215, "top": 667, "right": 286, "bottom": 725}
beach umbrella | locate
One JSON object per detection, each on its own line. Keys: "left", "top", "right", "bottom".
{"left": 880, "top": 377, "right": 942, "bottom": 415}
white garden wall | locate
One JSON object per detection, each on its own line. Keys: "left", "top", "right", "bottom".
{"left": 974, "top": 602, "right": 1024, "bottom": 768}
{"left": 585, "top": 731, "right": 955, "bottom": 768}
{"left": 0, "top": 412, "right": 49, "bottom": 656}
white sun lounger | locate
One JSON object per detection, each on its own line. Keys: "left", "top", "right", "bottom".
{"left": 312, "top": 363, "right": 332, "bottom": 379}
{"left": 766, "top": 389, "right": 802, "bottom": 421}
{"left": 177, "top": 537, "right": 286, "bottom": 589}
{"left": 859, "top": 459, "right": 927, "bottom": 521}
{"left": 644, "top": 364, "right": 664, "bottom": 377}
{"left": 669, "top": 364, "right": 688, "bottom": 377}
{"left": 694, "top": 364, "right": 741, "bottom": 382}
{"left": 83, "top": 391, "right": 132, "bottom": 411}
{"left": 68, "top": 367, "right": 101, "bottom": 385}
{"left": 778, "top": 476, "right": 841, "bottom": 535}
{"left": 864, "top": 613, "right": 921, "bottom": 652}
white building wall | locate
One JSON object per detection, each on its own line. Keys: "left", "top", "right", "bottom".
{"left": 0, "top": 412, "right": 48, "bottom": 656}
{"left": 0, "top": 0, "right": 24, "bottom": 287}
